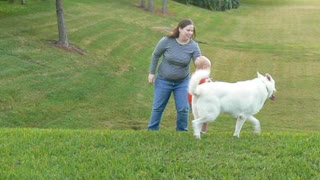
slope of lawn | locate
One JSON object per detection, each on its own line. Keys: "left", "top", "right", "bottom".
{"left": 0, "top": 0, "right": 320, "bottom": 178}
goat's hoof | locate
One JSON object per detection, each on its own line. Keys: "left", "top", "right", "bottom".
{"left": 254, "top": 131, "right": 261, "bottom": 135}
{"left": 194, "top": 135, "right": 201, "bottom": 140}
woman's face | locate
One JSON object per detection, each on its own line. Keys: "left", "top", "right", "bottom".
{"left": 179, "top": 24, "right": 194, "bottom": 40}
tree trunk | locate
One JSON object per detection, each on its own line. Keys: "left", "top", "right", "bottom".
{"left": 140, "top": 0, "right": 146, "bottom": 8}
{"left": 162, "top": 0, "right": 168, "bottom": 14}
{"left": 21, "top": 0, "right": 26, "bottom": 5}
{"left": 148, "top": 0, "right": 154, "bottom": 13}
{"left": 56, "top": 0, "right": 69, "bottom": 47}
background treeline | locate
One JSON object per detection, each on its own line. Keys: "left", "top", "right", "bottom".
{"left": 174, "top": 0, "right": 240, "bottom": 11}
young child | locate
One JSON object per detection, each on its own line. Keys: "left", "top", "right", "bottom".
{"left": 189, "top": 56, "right": 212, "bottom": 134}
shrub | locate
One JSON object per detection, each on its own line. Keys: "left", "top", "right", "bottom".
{"left": 175, "top": 0, "right": 240, "bottom": 11}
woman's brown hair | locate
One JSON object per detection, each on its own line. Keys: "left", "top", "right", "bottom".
{"left": 167, "top": 19, "right": 196, "bottom": 39}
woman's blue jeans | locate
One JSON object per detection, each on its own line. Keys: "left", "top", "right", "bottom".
{"left": 148, "top": 77, "right": 190, "bottom": 131}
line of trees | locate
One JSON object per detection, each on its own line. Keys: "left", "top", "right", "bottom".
{"left": 141, "top": 0, "right": 168, "bottom": 14}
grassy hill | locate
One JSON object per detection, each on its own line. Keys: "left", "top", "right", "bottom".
{"left": 0, "top": 0, "right": 320, "bottom": 178}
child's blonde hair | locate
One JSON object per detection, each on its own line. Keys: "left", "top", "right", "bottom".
{"left": 195, "top": 56, "right": 211, "bottom": 70}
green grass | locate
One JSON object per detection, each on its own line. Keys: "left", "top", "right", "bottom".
{"left": 1, "top": 0, "right": 319, "bottom": 132}
{"left": 0, "top": 0, "right": 320, "bottom": 178}
{"left": 1, "top": 129, "right": 319, "bottom": 179}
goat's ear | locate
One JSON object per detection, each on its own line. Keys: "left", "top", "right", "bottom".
{"left": 266, "top": 73, "right": 272, "bottom": 81}
{"left": 257, "top": 72, "right": 263, "bottom": 78}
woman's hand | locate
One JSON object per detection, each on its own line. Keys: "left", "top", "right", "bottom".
{"left": 148, "top": 74, "right": 155, "bottom": 84}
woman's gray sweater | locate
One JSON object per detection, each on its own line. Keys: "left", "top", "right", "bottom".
{"left": 149, "top": 37, "right": 201, "bottom": 82}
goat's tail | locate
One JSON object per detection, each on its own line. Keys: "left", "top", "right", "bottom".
{"left": 188, "top": 69, "right": 210, "bottom": 96}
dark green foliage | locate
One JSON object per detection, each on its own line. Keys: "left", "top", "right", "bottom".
{"left": 174, "top": 0, "right": 240, "bottom": 11}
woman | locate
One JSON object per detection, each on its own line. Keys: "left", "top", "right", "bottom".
{"left": 148, "top": 19, "right": 201, "bottom": 131}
